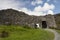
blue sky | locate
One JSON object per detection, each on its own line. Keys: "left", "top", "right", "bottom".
{"left": 0, "top": 0, "right": 60, "bottom": 16}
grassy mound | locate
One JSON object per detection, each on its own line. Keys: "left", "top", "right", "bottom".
{"left": 0, "top": 25, "right": 54, "bottom": 40}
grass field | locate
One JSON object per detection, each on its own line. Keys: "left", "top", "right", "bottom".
{"left": 0, "top": 25, "right": 54, "bottom": 40}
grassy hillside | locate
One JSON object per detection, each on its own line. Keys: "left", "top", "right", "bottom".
{"left": 0, "top": 25, "right": 54, "bottom": 40}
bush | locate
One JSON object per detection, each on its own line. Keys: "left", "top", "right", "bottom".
{"left": 22, "top": 25, "right": 32, "bottom": 29}
{"left": 0, "top": 31, "right": 9, "bottom": 38}
{"left": 49, "top": 27, "right": 56, "bottom": 29}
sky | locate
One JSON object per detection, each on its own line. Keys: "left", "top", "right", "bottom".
{"left": 0, "top": 0, "right": 60, "bottom": 16}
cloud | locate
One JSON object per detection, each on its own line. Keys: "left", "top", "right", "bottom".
{"left": 0, "top": 0, "right": 55, "bottom": 16}
{"left": 43, "top": 3, "right": 55, "bottom": 11}
{"left": 0, "top": 0, "right": 25, "bottom": 10}
{"left": 31, "top": 0, "right": 43, "bottom": 6}
{"left": 21, "top": 8, "right": 46, "bottom": 16}
{"left": 47, "top": 10, "right": 54, "bottom": 15}
{"left": 21, "top": 3, "right": 55, "bottom": 16}
{"left": 34, "top": 3, "right": 55, "bottom": 12}
{"left": 34, "top": 6, "right": 42, "bottom": 12}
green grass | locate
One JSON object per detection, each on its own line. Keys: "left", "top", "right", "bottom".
{"left": 0, "top": 25, "right": 54, "bottom": 40}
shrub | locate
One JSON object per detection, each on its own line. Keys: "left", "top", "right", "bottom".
{"left": 0, "top": 31, "right": 9, "bottom": 38}
{"left": 49, "top": 27, "right": 56, "bottom": 29}
{"left": 22, "top": 25, "right": 32, "bottom": 29}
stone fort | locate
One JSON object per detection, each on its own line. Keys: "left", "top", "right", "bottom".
{"left": 0, "top": 9, "right": 57, "bottom": 28}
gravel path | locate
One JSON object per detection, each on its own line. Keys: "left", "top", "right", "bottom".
{"left": 45, "top": 29, "right": 60, "bottom": 40}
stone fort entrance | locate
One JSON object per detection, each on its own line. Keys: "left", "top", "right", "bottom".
{"left": 42, "top": 21, "right": 47, "bottom": 28}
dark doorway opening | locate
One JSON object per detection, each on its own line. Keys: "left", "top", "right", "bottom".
{"left": 42, "top": 21, "right": 47, "bottom": 28}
